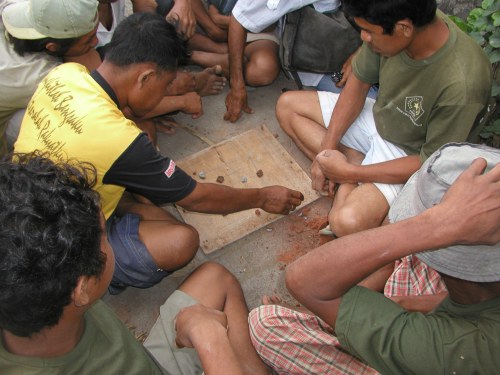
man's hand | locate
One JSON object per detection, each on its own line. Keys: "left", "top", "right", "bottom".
{"left": 433, "top": 158, "right": 500, "bottom": 246}
{"left": 258, "top": 186, "right": 304, "bottom": 215}
{"left": 181, "top": 92, "right": 203, "bottom": 119}
{"left": 224, "top": 87, "right": 253, "bottom": 123}
{"left": 311, "top": 158, "right": 330, "bottom": 195}
{"left": 175, "top": 304, "right": 228, "bottom": 349}
{"left": 315, "top": 150, "right": 357, "bottom": 185}
{"left": 166, "top": 0, "right": 196, "bottom": 39}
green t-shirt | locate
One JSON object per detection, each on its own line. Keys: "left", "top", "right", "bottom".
{"left": 352, "top": 12, "right": 492, "bottom": 161}
{"left": 0, "top": 301, "right": 166, "bottom": 375}
{"left": 336, "top": 286, "right": 500, "bottom": 374}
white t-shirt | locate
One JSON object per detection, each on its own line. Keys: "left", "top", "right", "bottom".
{"left": 0, "top": 0, "right": 60, "bottom": 145}
{"left": 232, "top": 0, "right": 341, "bottom": 86}
{"left": 96, "top": 0, "right": 126, "bottom": 47}
{"left": 232, "top": 0, "right": 340, "bottom": 33}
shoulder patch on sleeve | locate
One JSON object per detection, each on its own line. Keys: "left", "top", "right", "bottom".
{"left": 164, "top": 160, "right": 176, "bottom": 178}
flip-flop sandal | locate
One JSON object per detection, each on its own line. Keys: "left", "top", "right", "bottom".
{"left": 318, "top": 224, "right": 336, "bottom": 237}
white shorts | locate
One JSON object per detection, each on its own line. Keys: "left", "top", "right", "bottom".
{"left": 318, "top": 91, "right": 407, "bottom": 205}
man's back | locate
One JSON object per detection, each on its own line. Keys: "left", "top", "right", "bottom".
{"left": 336, "top": 285, "right": 500, "bottom": 374}
{"left": 14, "top": 63, "right": 142, "bottom": 218}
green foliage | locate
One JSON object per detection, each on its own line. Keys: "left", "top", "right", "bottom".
{"left": 450, "top": 0, "right": 500, "bottom": 141}
{"left": 480, "top": 118, "right": 500, "bottom": 138}
{"left": 450, "top": 0, "right": 499, "bottom": 76}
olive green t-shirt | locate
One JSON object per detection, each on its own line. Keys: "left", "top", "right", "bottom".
{"left": 336, "top": 286, "right": 500, "bottom": 374}
{"left": 0, "top": 301, "right": 166, "bottom": 375}
{"left": 352, "top": 12, "right": 492, "bottom": 161}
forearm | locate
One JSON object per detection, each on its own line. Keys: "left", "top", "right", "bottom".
{"left": 140, "top": 95, "right": 189, "bottom": 118}
{"left": 287, "top": 209, "right": 452, "bottom": 311}
{"left": 227, "top": 16, "right": 247, "bottom": 89}
{"left": 177, "top": 183, "right": 261, "bottom": 214}
{"left": 321, "top": 75, "right": 371, "bottom": 150}
{"left": 192, "top": 325, "right": 244, "bottom": 375}
{"left": 338, "top": 155, "right": 421, "bottom": 184}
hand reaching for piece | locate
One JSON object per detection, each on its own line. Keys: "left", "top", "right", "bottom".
{"left": 259, "top": 186, "right": 304, "bottom": 215}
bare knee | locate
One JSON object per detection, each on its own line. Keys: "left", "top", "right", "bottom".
{"left": 192, "top": 262, "right": 240, "bottom": 291}
{"left": 245, "top": 52, "right": 279, "bottom": 86}
{"left": 186, "top": 262, "right": 243, "bottom": 296}
{"left": 154, "top": 224, "right": 200, "bottom": 271}
{"left": 329, "top": 204, "right": 380, "bottom": 237}
{"left": 276, "top": 91, "right": 297, "bottom": 134}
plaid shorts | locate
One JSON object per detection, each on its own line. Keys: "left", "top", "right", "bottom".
{"left": 384, "top": 255, "right": 447, "bottom": 297}
{"left": 249, "top": 256, "right": 446, "bottom": 375}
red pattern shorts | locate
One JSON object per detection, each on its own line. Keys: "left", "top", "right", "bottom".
{"left": 249, "top": 255, "right": 447, "bottom": 375}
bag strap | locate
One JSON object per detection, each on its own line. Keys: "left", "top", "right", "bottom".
{"left": 290, "top": 70, "right": 304, "bottom": 90}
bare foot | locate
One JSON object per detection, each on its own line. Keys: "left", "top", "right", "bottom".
{"left": 193, "top": 65, "right": 227, "bottom": 96}
{"left": 261, "top": 295, "right": 312, "bottom": 314}
{"left": 168, "top": 70, "right": 196, "bottom": 95}
{"left": 189, "top": 50, "right": 230, "bottom": 77}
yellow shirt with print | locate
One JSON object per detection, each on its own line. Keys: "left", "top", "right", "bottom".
{"left": 15, "top": 63, "right": 141, "bottom": 219}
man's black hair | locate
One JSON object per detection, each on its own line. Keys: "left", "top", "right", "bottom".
{"left": 6, "top": 33, "right": 79, "bottom": 57}
{"left": 104, "top": 12, "right": 187, "bottom": 71}
{"left": 343, "top": 0, "right": 437, "bottom": 34}
{"left": 0, "top": 153, "right": 105, "bottom": 337}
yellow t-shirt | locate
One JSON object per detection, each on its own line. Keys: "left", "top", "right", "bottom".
{"left": 15, "top": 63, "right": 141, "bottom": 219}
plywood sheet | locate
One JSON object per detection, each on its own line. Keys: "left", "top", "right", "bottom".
{"left": 176, "top": 125, "right": 319, "bottom": 254}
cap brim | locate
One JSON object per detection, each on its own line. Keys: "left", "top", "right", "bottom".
{"left": 416, "top": 244, "right": 500, "bottom": 283}
{"left": 2, "top": 2, "right": 48, "bottom": 40}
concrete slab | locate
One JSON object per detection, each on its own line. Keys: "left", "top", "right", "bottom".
{"left": 103, "top": 72, "right": 331, "bottom": 340}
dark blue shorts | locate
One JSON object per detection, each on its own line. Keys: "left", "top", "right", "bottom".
{"left": 107, "top": 213, "right": 170, "bottom": 295}
{"left": 207, "top": 0, "right": 237, "bottom": 15}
